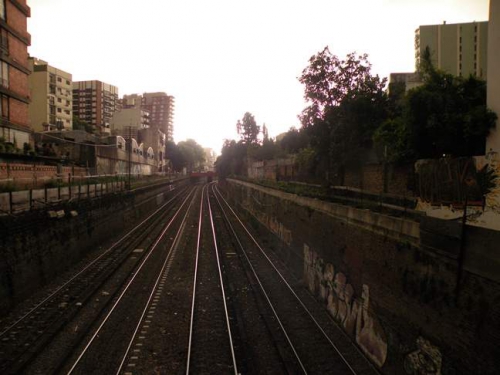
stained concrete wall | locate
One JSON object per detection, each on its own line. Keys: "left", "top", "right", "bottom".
{"left": 225, "top": 179, "right": 500, "bottom": 375}
{"left": 0, "top": 179, "right": 186, "bottom": 315}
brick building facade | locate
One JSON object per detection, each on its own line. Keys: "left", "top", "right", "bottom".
{"left": 0, "top": 0, "right": 31, "bottom": 146}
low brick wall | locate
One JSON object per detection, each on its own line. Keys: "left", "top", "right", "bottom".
{"left": 344, "top": 163, "right": 414, "bottom": 197}
{"left": 0, "top": 162, "right": 88, "bottom": 188}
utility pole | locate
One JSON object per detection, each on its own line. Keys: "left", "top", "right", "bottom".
{"left": 128, "top": 126, "right": 132, "bottom": 190}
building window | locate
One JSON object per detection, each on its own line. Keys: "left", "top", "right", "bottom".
{"left": 0, "top": 94, "right": 8, "bottom": 119}
{"left": 0, "top": 28, "right": 8, "bottom": 54}
{"left": 0, "top": 1, "right": 5, "bottom": 20}
{"left": 0, "top": 61, "right": 8, "bottom": 88}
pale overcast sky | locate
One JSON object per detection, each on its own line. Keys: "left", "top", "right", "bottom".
{"left": 27, "top": 0, "right": 489, "bottom": 153}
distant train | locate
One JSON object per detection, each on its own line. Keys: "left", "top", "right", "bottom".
{"left": 190, "top": 171, "right": 216, "bottom": 183}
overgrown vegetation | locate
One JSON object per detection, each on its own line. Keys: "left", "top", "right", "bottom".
{"left": 72, "top": 116, "right": 96, "bottom": 134}
{"left": 374, "top": 48, "right": 497, "bottom": 162}
{"left": 216, "top": 46, "right": 497, "bottom": 187}
{"left": 165, "top": 139, "right": 205, "bottom": 173}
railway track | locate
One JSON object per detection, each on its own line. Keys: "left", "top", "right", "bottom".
{"left": 0, "top": 184, "right": 193, "bottom": 374}
{"left": 210, "top": 183, "right": 380, "bottom": 375}
{"left": 61, "top": 185, "right": 199, "bottom": 374}
{"left": 186, "top": 184, "right": 238, "bottom": 374}
{"left": 0, "top": 182, "right": 384, "bottom": 374}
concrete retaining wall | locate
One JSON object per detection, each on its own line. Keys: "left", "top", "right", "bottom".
{"left": 225, "top": 179, "right": 500, "bottom": 375}
{"left": 0, "top": 180, "right": 186, "bottom": 315}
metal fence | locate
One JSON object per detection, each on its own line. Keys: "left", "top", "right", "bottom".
{"left": 0, "top": 177, "right": 126, "bottom": 215}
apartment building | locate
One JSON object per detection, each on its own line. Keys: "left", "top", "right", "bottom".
{"left": 72, "top": 80, "right": 118, "bottom": 134}
{"left": 141, "top": 92, "right": 175, "bottom": 142}
{"left": 388, "top": 72, "right": 423, "bottom": 94}
{"left": 0, "top": 0, "right": 31, "bottom": 145}
{"left": 415, "top": 21, "right": 488, "bottom": 78}
{"left": 487, "top": 0, "right": 500, "bottom": 154}
{"left": 110, "top": 107, "right": 150, "bottom": 140}
{"left": 28, "top": 57, "right": 72, "bottom": 132}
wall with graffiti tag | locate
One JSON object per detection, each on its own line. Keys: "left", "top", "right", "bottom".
{"left": 224, "top": 178, "right": 500, "bottom": 375}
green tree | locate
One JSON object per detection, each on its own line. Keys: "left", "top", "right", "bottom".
{"left": 165, "top": 139, "right": 205, "bottom": 172}
{"left": 177, "top": 139, "right": 205, "bottom": 172}
{"left": 278, "top": 127, "right": 310, "bottom": 154}
{"left": 215, "top": 139, "right": 247, "bottom": 179}
{"left": 165, "top": 141, "right": 183, "bottom": 172}
{"left": 72, "top": 116, "right": 95, "bottom": 134}
{"left": 298, "top": 47, "right": 388, "bottom": 178}
{"left": 374, "top": 50, "right": 497, "bottom": 161}
{"left": 237, "top": 112, "right": 260, "bottom": 145}
{"left": 252, "top": 137, "right": 280, "bottom": 161}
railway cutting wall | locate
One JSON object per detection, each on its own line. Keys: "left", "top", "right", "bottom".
{"left": 223, "top": 179, "right": 500, "bottom": 375}
{"left": 0, "top": 179, "right": 187, "bottom": 315}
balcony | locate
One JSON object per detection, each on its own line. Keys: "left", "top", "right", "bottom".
{"left": 0, "top": 78, "right": 8, "bottom": 89}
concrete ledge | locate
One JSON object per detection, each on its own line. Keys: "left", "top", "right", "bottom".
{"left": 229, "top": 179, "right": 420, "bottom": 245}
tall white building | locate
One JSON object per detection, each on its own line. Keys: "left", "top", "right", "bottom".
{"left": 28, "top": 57, "right": 72, "bottom": 132}
{"left": 487, "top": 0, "right": 500, "bottom": 154}
{"left": 415, "top": 21, "right": 488, "bottom": 78}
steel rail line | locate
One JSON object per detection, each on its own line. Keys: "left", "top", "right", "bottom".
{"left": 210, "top": 183, "right": 307, "bottom": 374}
{"left": 206, "top": 185, "right": 239, "bottom": 375}
{"left": 185, "top": 185, "right": 206, "bottom": 375}
{"left": 0, "top": 184, "right": 188, "bottom": 340}
{"left": 66, "top": 187, "right": 196, "bottom": 375}
{"left": 213, "top": 184, "right": 359, "bottom": 375}
{"left": 114, "top": 185, "right": 200, "bottom": 375}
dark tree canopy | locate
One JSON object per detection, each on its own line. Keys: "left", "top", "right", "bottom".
{"left": 298, "top": 47, "right": 389, "bottom": 178}
{"left": 299, "top": 47, "right": 387, "bottom": 128}
{"left": 72, "top": 116, "right": 95, "bottom": 134}
{"left": 215, "top": 139, "right": 247, "bottom": 179}
{"left": 374, "top": 50, "right": 497, "bottom": 161}
{"left": 166, "top": 139, "right": 205, "bottom": 172}
{"left": 237, "top": 112, "right": 260, "bottom": 145}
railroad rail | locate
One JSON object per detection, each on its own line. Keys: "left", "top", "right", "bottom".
{"left": 186, "top": 184, "right": 238, "bottom": 374}
{"left": 64, "top": 186, "right": 198, "bottom": 374}
{"left": 211, "top": 183, "right": 380, "bottom": 374}
{"left": 0, "top": 184, "right": 193, "bottom": 374}
{"left": 0, "top": 182, "right": 383, "bottom": 374}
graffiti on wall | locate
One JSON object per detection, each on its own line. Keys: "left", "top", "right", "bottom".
{"left": 415, "top": 156, "right": 500, "bottom": 229}
{"left": 404, "top": 336, "right": 442, "bottom": 375}
{"left": 303, "top": 244, "right": 388, "bottom": 367}
{"left": 476, "top": 155, "right": 500, "bottom": 213}
{"left": 415, "top": 156, "right": 500, "bottom": 210}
